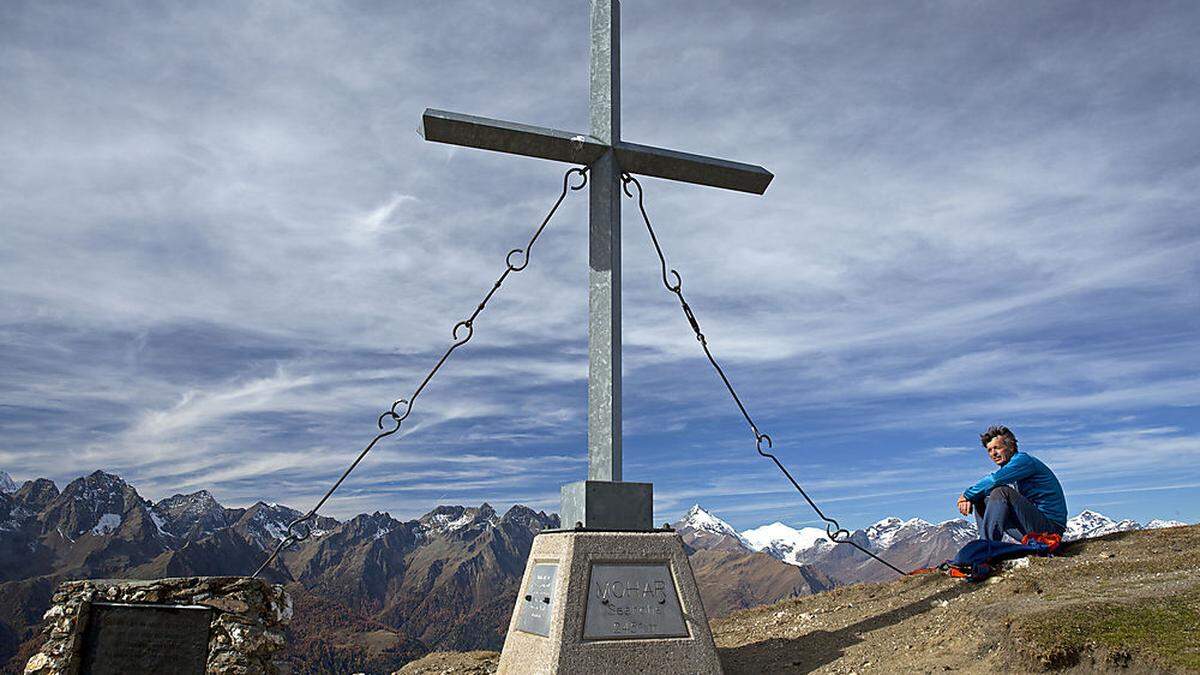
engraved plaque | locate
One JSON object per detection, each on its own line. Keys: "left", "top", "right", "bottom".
{"left": 583, "top": 562, "right": 688, "bottom": 640}
{"left": 515, "top": 563, "right": 558, "bottom": 637}
{"left": 80, "top": 602, "right": 212, "bottom": 675}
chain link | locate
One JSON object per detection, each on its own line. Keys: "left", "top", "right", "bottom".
{"left": 251, "top": 166, "right": 589, "bottom": 578}
{"left": 621, "top": 172, "right": 907, "bottom": 577}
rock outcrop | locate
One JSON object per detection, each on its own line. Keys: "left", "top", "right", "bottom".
{"left": 23, "top": 576, "right": 290, "bottom": 675}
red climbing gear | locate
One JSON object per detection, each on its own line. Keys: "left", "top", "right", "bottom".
{"left": 1021, "top": 531, "right": 1061, "bottom": 552}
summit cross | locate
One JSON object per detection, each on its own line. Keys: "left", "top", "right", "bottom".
{"left": 419, "top": 0, "right": 772, "bottom": 529}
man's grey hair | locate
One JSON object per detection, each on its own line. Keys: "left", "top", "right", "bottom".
{"left": 980, "top": 425, "right": 1018, "bottom": 452}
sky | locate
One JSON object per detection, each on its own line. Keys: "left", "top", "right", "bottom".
{"left": 2, "top": 1, "right": 1197, "bottom": 532}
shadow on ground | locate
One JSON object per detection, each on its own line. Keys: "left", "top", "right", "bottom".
{"left": 719, "top": 579, "right": 984, "bottom": 673}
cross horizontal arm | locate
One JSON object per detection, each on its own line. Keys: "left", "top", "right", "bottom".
{"left": 421, "top": 109, "right": 607, "bottom": 165}
{"left": 615, "top": 142, "right": 773, "bottom": 195}
{"left": 421, "top": 108, "right": 773, "bottom": 194}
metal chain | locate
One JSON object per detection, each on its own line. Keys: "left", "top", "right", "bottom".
{"left": 620, "top": 172, "right": 907, "bottom": 577}
{"left": 251, "top": 166, "right": 589, "bottom": 579}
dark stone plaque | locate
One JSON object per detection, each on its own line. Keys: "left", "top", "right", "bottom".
{"left": 80, "top": 602, "right": 212, "bottom": 675}
{"left": 583, "top": 562, "right": 688, "bottom": 640}
{"left": 515, "top": 563, "right": 558, "bottom": 637}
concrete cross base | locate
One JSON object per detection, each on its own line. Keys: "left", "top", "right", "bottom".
{"left": 497, "top": 531, "right": 722, "bottom": 675}
{"left": 560, "top": 480, "right": 653, "bottom": 530}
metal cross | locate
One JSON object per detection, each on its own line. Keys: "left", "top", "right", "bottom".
{"left": 420, "top": 0, "right": 771, "bottom": 527}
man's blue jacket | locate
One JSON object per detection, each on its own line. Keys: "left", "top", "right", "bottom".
{"left": 963, "top": 451, "right": 1067, "bottom": 527}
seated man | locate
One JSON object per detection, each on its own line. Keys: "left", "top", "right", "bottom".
{"left": 957, "top": 425, "right": 1067, "bottom": 541}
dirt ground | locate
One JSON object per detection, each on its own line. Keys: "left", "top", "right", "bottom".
{"left": 395, "top": 525, "right": 1200, "bottom": 674}
{"left": 394, "top": 650, "right": 500, "bottom": 674}
{"left": 715, "top": 525, "right": 1199, "bottom": 673}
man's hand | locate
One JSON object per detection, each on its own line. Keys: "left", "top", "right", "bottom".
{"left": 957, "top": 494, "right": 972, "bottom": 516}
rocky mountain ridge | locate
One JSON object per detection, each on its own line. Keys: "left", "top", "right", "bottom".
{"left": 681, "top": 504, "right": 1194, "bottom": 585}
{"left": 3, "top": 473, "right": 833, "bottom": 672}
{"left": 2, "top": 471, "right": 1192, "bottom": 673}
{"left": 677, "top": 505, "right": 980, "bottom": 585}
{"left": 0, "top": 470, "right": 559, "bottom": 673}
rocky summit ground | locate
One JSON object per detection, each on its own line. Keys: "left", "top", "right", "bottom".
{"left": 715, "top": 524, "right": 1199, "bottom": 673}
{"left": 396, "top": 524, "right": 1199, "bottom": 673}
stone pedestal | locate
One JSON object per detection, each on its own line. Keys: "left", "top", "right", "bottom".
{"left": 24, "top": 577, "right": 291, "bottom": 675}
{"left": 497, "top": 531, "right": 721, "bottom": 674}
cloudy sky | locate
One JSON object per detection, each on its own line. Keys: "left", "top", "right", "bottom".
{"left": 2, "top": 1, "right": 1197, "bottom": 532}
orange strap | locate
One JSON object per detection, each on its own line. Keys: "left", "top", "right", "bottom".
{"left": 1021, "top": 531, "right": 1062, "bottom": 552}
{"left": 908, "top": 561, "right": 957, "bottom": 576}
{"left": 908, "top": 566, "right": 943, "bottom": 575}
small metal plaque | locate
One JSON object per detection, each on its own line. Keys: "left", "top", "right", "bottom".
{"left": 515, "top": 563, "right": 558, "bottom": 637}
{"left": 583, "top": 562, "right": 688, "bottom": 640}
{"left": 80, "top": 602, "right": 212, "bottom": 675}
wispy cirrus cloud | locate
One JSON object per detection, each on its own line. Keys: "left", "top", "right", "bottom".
{"left": 1, "top": 1, "right": 1197, "bottom": 528}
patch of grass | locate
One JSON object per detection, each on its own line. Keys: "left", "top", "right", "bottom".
{"left": 1014, "top": 589, "right": 1200, "bottom": 671}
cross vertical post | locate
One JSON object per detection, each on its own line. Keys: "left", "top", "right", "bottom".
{"left": 587, "top": 0, "right": 621, "bottom": 482}
{"left": 417, "top": 0, "right": 772, "bottom": 530}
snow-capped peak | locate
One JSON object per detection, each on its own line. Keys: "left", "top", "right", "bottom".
{"left": 69, "top": 471, "right": 129, "bottom": 501}
{"left": 742, "top": 521, "right": 831, "bottom": 566}
{"left": 939, "top": 518, "right": 980, "bottom": 542}
{"left": 361, "top": 512, "right": 395, "bottom": 540}
{"left": 863, "top": 516, "right": 934, "bottom": 550}
{"left": 150, "top": 490, "right": 233, "bottom": 540}
{"left": 417, "top": 504, "right": 497, "bottom": 536}
{"left": 1072, "top": 509, "right": 1109, "bottom": 522}
{"left": 183, "top": 490, "right": 218, "bottom": 506}
{"left": 678, "top": 505, "right": 741, "bottom": 538}
{"left": 0, "top": 471, "right": 17, "bottom": 494}
{"left": 239, "top": 502, "right": 304, "bottom": 548}
{"left": 154, "top": 490, "right": 221, "bottom": 514}
{"left": 1065, "top": 510, "right": 1141, "bottom": 542}
{"left": 1146, "top": 519, "right": 1188, "bottom": 530}
{"left": 673, "top": 505, "right": 754, "bottom": 551}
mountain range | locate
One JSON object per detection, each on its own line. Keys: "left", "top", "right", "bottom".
{"left": 0, "top": 470, "right": 549, "bottom": 672}
{"left": 0, "top": 469, "right": 1190, "bottom": 673}
{"left": 688, "top": 504, "right": 1188, "bottom": 584}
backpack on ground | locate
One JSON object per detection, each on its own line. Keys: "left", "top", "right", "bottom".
{"left": 945, "top": 532, "right": 1061, "bottom": 581}
{"left": 912, "top": 532, "right": 1061, "bottom": 581}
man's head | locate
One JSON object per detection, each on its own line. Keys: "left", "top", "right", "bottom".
{"left": 980, "top": 425, "right": 1018, "bottom": 466}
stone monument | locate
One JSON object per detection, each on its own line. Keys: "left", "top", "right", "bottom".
{"left": 420, "top": 2, "right": 771, "bottom": 673}
{"left": 24, "top": 577, "right": 291, "bottom": 675}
